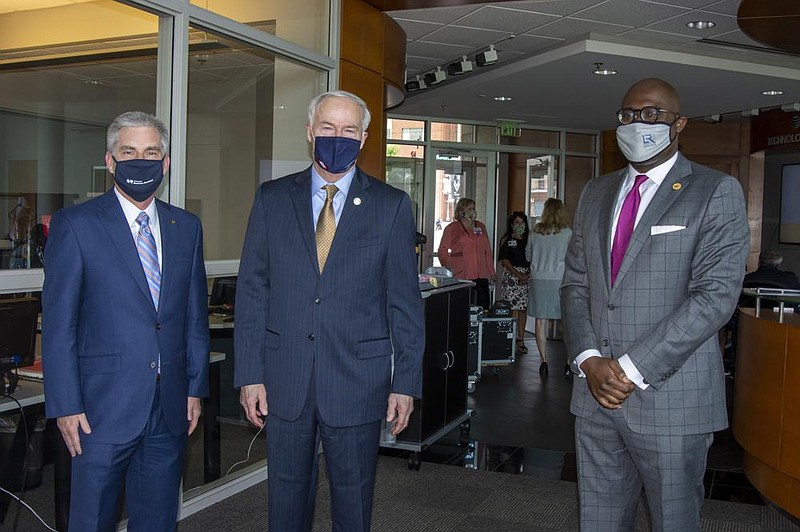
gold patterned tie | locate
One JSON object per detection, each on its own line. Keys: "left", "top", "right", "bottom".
{"left": 316, "top": 184, "right": 338, "bottom": 273}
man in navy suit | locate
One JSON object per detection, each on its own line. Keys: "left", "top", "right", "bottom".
{"left": 43, "top": 111, "right": 209, "bottom": 531}
{"left": 235, "top": 90, "right": 424, "bottom": 531}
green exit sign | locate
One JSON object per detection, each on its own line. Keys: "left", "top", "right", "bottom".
{"left": 499, "top": 121, "right": 521, "bottom": 137}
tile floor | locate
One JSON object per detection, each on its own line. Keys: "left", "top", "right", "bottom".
{"left": 380, "top": 331, "right": 764, "bottom": 506}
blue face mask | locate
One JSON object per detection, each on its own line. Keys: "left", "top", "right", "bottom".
{"left": 112, "top": 157, "right": 165, "bottom": 202}
{"left": 313, "top": 136, "right": 361, "bottom": 174}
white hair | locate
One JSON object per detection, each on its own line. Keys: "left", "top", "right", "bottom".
{"left": 307, "top": 90, "right": 371, "bottom": 132}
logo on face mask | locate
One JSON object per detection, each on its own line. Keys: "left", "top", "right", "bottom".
{"left": 112, "top": 157, "right": 165, "bottom": 202}
{"left": 313, "top": 136, "right": 361, "bottom": 174}
{"left": 616, "top": 123, "right": 673, "bottom": 163}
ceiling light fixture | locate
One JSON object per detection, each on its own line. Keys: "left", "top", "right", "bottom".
{"left": 762, "top": 89, "right": 784, "bottom": 96}
{"left": 405, "top": 75, "right": 427, "bottom": 92}
{"left": 781, "top": 102, "right": 800, "bottom": 112}
{"left": 423, "top": 66, "right": 446, "bottom": 86}
{"left": 475, "top": 45, "right": 498, "bottom": 67}
{"left": 493, "top": 96, "right": 512, "bottom": 102}
{"left": 686, "top": 21, "right": 715, "bottom": 30}
{"left": 742, "top": 108, "right": 760, "bottom": 117}
{"left": 447, "top": 55, "right": 474, "bottom": 76}
{"left": 703, "top": 114, "right": 722, "bottom": 124}
{"left": 593, "top": 62, "right": 617, "bottom": 75}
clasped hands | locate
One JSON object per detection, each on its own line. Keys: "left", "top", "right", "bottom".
{"left": 580, "top": 357, "right": 635, "bottom": 409}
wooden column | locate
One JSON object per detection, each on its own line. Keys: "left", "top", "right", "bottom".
{"left": 339, "top": 0, "right": 406, "bottom": 180}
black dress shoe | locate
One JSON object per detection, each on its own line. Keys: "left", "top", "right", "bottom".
{"left": 564, "top": 364, "right": 572, "bottom": 378}
{"left": 539, "top": 362, "right": 549, "bottom": 376}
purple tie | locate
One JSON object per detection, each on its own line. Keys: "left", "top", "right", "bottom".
{"left": 611, "top": 174, "right": 648, "bottom": 286}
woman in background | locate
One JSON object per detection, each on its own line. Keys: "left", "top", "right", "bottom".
{"left": 497, "top": 211, "right": 530, "bottom": 352}
{"left": 526, "top": 198, "right": 572, "bottom": 376}
{"left": 438, "top": 197, "right": 495, "bottom": 311}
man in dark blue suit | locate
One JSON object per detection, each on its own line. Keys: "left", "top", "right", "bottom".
{"left": 42, "top": 111, "right": 209, "bottom": 531}
{"left": 235, "top": 90, "right": 424, "bottom": 531}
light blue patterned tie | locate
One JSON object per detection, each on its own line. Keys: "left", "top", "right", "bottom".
{"left": 136, "top": 212, "right": 161, "bottom": 309}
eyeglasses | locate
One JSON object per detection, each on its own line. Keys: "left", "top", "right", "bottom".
{"left": 616, "top": 106, "right": 680, "bottom": 125}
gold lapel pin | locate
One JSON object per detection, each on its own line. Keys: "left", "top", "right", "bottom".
{"left": 672, "top": 183, "right": 682, "bottom": 191}
{"left": 170, "top": 219, "right": 177, "bottom": 224}
{"left": 353, "top": 197, "right": 362, "bottom": 206}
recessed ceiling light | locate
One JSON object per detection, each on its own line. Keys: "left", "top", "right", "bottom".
{"left": 494, "top": 96, "right": 512, "bottom": 101}
{"left": 593, "top": 62, "right": 617, "bottom": 75}
{"left": 762, "top": 89, "right": 784, "bottom": 96}
{"left": 686, "top": 21, "right": 716, "bottom": 30}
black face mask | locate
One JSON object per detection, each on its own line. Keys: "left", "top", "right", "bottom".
{"left": 112, "top": 157, "right": 165, "bottom": 202}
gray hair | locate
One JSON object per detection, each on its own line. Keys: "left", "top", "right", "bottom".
{"left": 307, "top": 90, "right": 371, "bottom": 133}
{"left": 759, "top": 250, "right": 783, "bottom": 267}
{"left": 107, "top": 111, "right": 169, "bottom": 155}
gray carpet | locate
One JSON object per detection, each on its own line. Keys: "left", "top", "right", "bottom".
{"left": 178, "top": 456, "right": 800, "bottom": 531}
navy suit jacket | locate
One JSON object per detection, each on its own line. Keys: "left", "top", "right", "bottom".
{"left": 234, "top": 167, "right": 425, "bottom": 427}
{"left": 42, "top": 190, "right": 210, "bottom": 444}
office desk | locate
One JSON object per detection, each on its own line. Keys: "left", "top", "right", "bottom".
{"left": 0, "top": 352, "right": 227, "bottom": 530}
{"left": 0, "top": 379, "right": 47, "bottom": 526}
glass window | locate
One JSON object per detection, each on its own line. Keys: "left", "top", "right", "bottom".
{"left": 191, "top": 0, "right": 329, "bottom": 54}
{"left": 387, "top": 119, "right": 424, "bottom": 141}
{"left": 566, "top": 132, "right": 596, "bottom": 153}
{"left": 501, "top": 129, "right": 560, "bottom": 149}
{"left": 385, "top": 144, "right": 423, "bottom": 218}
{"left": 526, "top": 156, "right": 559, "bottom": 223}
{"left": 185, "top": 27, "right": 325, "bottom": 262}
{"left": 0, "top": 2, "right": 160, "bottom": 271}
{"left": 431, "top": 122, "right": 497, "bottom": 144}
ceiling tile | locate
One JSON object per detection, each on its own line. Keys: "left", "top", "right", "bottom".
{"left": 394, "top": 19, "right": 443, "bottom": 41}
{"left": 708, "top": 29, "right": 776, "bottom": 50}
{"left": 387, "top": 4, "right": 482, "bottom": 24}
{"left": 534, "top": 17, "right": 633, "bottom": 39}
{"left": 698, "top": 0, "right": 741, "bottom": 16}
{"left": 644, "top": 0, "right": 723, "bottom": 8}
{"left": 406, "top": 40, "right": 473, "bottom": 61}
{"left": 404, "top": 55, "right": 444, "bottom": 75}
{"left": 455, "top": 5, "right": 558, "bottom": 34}
{"left": 620, "top": 28, "right": 700, "bottom": 44}
{"left": 576, "top": 0, "right": 689, "bottom": 26}
{"left": 496, "top": 0, "right": 610, "bottom": 17}
{"left": 421, "top": 24, "right": 510, "bottom": 48}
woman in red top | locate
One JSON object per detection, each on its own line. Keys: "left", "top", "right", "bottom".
{"left": 438, "top": 198, "right": 496, "bottom": 310}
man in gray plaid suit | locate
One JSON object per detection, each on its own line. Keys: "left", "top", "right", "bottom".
{"left": 562, "top": 78, "right": 749, "bottom": 531}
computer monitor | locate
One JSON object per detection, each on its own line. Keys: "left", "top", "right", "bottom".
{"left": 209, "top": 276, "right": 237, "bottom": 309}
{"left": 0, "top": 297, "right": 39, "bottom": 395}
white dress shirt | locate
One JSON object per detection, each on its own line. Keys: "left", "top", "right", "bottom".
{"left": 114, "top": 187, "right": 162, "bottom": 270}
{"left": 311, "top": 167, "right": 356, "bottom": 229}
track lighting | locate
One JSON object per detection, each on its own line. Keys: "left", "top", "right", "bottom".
{"left": 423, "top": 66, "right": 446, "bottom": 86}
{"left": 475, "top": 45, "right": 498, "bottom": 67}
{"left": 447, "top": 55, "right": 473, "bottom": 76}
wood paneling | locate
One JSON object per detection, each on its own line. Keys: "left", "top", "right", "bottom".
{"left": 339, "top": 60, "right": 385, "bottom": 177}
{"left": 733, "top": 308, "right": 800, "bottom": 518}
{"left": 341, "top": 0, "right": 384, "bottom": 74}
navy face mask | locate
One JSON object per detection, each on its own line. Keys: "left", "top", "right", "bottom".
{"left": 112, "top": 157, "right": 165, "bottom": 202}
{"left": 313, "top": 136, "right": 361, "bottom": 174}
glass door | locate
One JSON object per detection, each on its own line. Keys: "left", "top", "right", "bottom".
{"left": 424, "top": 148, "right": 496, "bottom": 270}
{"left": 525, "top": 155, "right": 558, "bottom": 225}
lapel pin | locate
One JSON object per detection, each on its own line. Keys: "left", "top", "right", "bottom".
{"left": 672, "top": 183, "right": 682, "bottom": 191}
{"left": 170, "top": 219, "right": 177, "bottom": 224}
{"left": 353, "top": 197, "right": 362, "bottom": 206}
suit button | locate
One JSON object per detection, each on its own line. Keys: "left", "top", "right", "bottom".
{"left": 308, "top": 334, "right": 315, "bottom": 341}
{"left": 150, "top": 361, "right": 156, "bottom": 369}
{"left": 314, "top": 298, "right": 321, "bottom": 304}
{"left": 607, "top": 304, "right": 615, "bottom": 310}
{"left": 155, "top": 323, "right": 161, "bottom": 330}
{"left": 601, "top": 339, "right": 609, "bottom": 347}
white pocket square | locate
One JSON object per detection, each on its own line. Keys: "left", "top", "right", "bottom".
{"left": 651, "top": 225, "right": 686, "bottom": 235}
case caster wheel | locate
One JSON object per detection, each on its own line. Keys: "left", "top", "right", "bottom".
{"left": 408, "top": 453, "right": 421, "bottom": 471}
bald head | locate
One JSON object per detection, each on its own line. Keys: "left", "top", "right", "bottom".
{"left": 622, "top": 78, "right": 680, "bottom": 114}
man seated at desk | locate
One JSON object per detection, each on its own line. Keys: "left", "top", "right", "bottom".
{"left": 744, "top": 250, "right": 800, "bottom": 290}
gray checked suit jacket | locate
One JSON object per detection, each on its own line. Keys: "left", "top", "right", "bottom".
{"left": 561, "top": 153, "right": 749, "bottom": 436}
